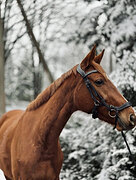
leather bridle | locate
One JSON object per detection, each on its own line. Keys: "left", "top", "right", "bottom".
{"left": 77, "top": 64, "right": 131, "bottom": 129}
{"left": 77, "top": 64, "right": 136, "bottom": 169}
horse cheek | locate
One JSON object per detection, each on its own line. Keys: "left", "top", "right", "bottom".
{"left": 73, "top": 84, "right": 93, "bottom": 113}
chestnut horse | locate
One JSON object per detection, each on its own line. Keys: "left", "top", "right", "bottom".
{"left": 0, "top": 46, "right": 136, "bottom": 180}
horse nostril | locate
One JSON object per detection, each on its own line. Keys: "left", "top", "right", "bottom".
{"left": 130, "top": 114, "right": 136, "bottom": 125}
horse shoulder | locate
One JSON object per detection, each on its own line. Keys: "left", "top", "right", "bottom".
{"left": 0, "top": 110, "right": 24, "bottom": 178}
{"left": 0, "top": 110, "right": 23, "bottom": 126}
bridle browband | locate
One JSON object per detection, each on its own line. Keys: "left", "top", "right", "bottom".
{"left": 77, "top": 64, "right": 131, "bottom": 129}
{"left": 77, "top": 64, "right": 136, "bottom": 169}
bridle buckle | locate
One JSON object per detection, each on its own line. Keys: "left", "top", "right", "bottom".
{"left": 108, "top": 106, "right": 117, "bottom": 118}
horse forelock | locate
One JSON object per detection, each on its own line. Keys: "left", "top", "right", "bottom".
{"left": 26, "top": 68, "right": 73, "bottom": 111}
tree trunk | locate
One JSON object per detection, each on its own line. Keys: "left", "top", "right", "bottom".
{"left": 0, "top": 9, "right": 6, "bottom": 116}
{"left": 16, "top": 0, "right": 54, "bottom": 83}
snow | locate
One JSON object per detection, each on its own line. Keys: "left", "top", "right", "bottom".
{"left": 0, "top": 170, "right": 6, "bottom": 180}
{"left": 1, "top": 0, "right": 136, "bottom": 179}
{"left": 97, "top": 169, "right": 110, "bottom": 180}
{"left": 60, "top": 110, "right": 136, "bottom": 179}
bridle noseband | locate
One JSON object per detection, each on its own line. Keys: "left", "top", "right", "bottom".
{"left": 77, "top": 64, "right": 131, "bottom": 129}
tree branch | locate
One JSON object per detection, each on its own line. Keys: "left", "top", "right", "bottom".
{"left": 5, "top": 31, "right": 26, "bottom": 61}
{"left": 16, "top": 0, "right": 54, "bottom": 83}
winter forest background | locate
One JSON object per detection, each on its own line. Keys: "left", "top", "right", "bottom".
{"left": 0, "top": 0, "right": 136, "bottom": 179}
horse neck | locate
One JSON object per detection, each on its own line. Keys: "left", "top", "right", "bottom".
{"left": 37, "top": 72, "right": 77, "bottom": 147}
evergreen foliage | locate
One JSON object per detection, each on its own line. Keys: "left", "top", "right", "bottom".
{"left": 60, "top": 112, "right": 136, "bottom": 180}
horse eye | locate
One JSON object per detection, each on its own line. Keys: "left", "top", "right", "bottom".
{"left": 94, "top": 79, "right": 104, "bottom": 86}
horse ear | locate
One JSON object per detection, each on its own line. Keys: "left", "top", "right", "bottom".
{"left": 94, "top": 49, "right": 105, "bottom": 64}
{"left": 80, "top": 45, "right": 96, "bottom": 69}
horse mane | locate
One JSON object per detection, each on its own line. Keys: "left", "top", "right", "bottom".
{"left": 26, "top": 69, "right": 73, "bottom": 111}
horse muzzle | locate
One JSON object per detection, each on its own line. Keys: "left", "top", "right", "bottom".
{"left": 118, "top": 113, "right": 136, "bottom": 131}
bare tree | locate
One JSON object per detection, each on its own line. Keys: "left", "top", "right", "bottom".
{"left": 2, "top": 0, "right": 83, "bottom": 103}
{"left": 16, "top": 0, "right": 54, "bottom": 83}
{"left": 0, "top": 4, "right": 5, "bottom": 115}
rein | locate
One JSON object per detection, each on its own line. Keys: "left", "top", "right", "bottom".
{"left": 77, "top": 64, "right": 136, "bottom": 169}
{"left": 121, "top": 131, "right": 136, "bottom": 169}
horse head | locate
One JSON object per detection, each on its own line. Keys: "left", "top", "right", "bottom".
{"left": 74, "top": 45, "right": 136, "bottom": 131}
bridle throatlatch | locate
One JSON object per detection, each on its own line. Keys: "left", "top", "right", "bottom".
{"left": 77, "top": 64, "right": 136, "bottom": 170}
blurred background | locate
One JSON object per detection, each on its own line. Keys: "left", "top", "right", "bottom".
{"left": 0, "top": 0, "right": 136, "bottom": 179}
